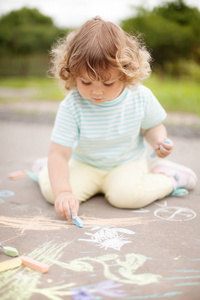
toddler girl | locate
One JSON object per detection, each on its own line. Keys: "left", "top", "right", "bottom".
{"left": 37, "top": 17, "right": 197, "bottom": 221}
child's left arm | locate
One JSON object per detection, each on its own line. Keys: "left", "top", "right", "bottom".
{"left": 141, "top": 123, "right": 173, "bottom": 158}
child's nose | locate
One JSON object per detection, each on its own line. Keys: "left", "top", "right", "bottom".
{"left": 92, "top": 90, "right": 103, "bottom": 96}
{"left": 92, "top": 86, "right": 103, "bottom": 95}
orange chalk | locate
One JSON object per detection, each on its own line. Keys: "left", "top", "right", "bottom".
{"left": 9, "top": 170, "right": 26, "bottom": 179}
{"left": 20, "top": 256, "right": 49, "bottom": 273}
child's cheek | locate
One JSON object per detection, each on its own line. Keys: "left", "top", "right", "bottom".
{"left": 77, "top": 84, "right": 86, "bottom": 97}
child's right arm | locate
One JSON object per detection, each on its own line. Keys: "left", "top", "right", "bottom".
{"left": 48, "top": 142, "right": 79, "bottom": 221}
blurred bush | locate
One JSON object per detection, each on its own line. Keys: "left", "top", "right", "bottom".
{"left": 121, "top": 0, "right": 200, "bottom": 79}
{"left": 164, "top": 60, "right": 200, "bottom": 81}
{"left": 0, "top": 7, "right": 70, "bottom": 76}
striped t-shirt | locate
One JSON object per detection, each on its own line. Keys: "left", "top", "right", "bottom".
{"left": 51, "top": 85, "right": 166, "bottom": 170}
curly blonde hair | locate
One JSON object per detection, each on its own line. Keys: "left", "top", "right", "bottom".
{"left": 50, "top": 16, "right": 152, "bottom": 90}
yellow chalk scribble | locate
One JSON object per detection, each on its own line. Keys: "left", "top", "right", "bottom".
{"left": 48, "top": 252, "right": 162, "bottom": 285}
{"left": 0, "top": 215, "right": 155, "bottom": 232}
{"left": 31, "top": 283, "right": 75, "bottom": 299}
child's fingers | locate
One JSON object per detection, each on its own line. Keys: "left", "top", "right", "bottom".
{"left": 54, "top": 192, "right": 79, "bottom": 221}
{"left": 160, "top": 144, "right": 170, "bottom": 154}
{"left": 55, "top": 199, "right": 65, "bottom": 218}
{"left": 70, "top": 202, "right": 78, "bottom": 220}
{"left": 152, "top": 138, "right": 173, "bottom": 158}
{"left": 163, "top": 139, "right": 173, "bottom": 149}
{"left": 155, "top": 147, "right": 167, "bottom": 158}
{"left": 68, "top": 194, "right": 79, "bottom": 218}
{"left": 62, "top": 201, "right": 71, "bottom": 221}
{"left": 158, "top": 144, "right": 172, "bottom": 158}
{"left": 55, "top": 192, "right": 71, "bottom": 220}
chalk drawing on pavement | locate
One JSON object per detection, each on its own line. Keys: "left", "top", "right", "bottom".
{"left": 154, "top": 206, "right": 196, "bottom": 221}
{"left": 48, "top": 252, "right": 162, "bottom": 285}
{"left": 79, "top": 227, "right": 135, "bottom": 251}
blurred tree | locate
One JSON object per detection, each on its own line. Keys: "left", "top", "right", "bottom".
{"left": 121, "top": 0, "right": 200, "bottom": 71}
{"left": 0, "top": 6, "right": 53, "bottom": 26}
{"left": 0, "top": 7, "right": 69, "bottom": 54}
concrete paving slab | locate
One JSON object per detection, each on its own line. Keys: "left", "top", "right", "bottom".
{"left": 0, "top": 116, "right": 200, "bottom": 300}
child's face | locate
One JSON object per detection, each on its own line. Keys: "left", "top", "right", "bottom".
{"left": 75, "top": 69, "right": 125, "bottom": 104}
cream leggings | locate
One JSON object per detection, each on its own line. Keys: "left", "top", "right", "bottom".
{"left": 38, "top": 158, "right": 173, "bottom": 209}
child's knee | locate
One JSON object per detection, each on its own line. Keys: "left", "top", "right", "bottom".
{"left": 105, "top": 185, "right": 144, "bottom": 209}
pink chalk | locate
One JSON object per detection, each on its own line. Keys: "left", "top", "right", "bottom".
{"left": 20, "top": 256, "right": 49, "bottom": 273}
{"left": 9, "top": 170, "right": 26, "bottom": 179}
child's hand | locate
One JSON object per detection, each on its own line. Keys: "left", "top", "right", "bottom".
{"left": 55, "top": 191, "right": 79, "bottom": 221}
{"left": 154, "top": 139, "right": 173, "bottom": 158}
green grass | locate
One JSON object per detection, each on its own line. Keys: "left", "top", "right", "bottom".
{"left": 145, "top": 74, "right": 200, "bottom": 116}
{"left": 0, "top": 77, "right": 65, "bottom": 102}
{"left": 0, "top": 75, "right": 200, "bottom": 116}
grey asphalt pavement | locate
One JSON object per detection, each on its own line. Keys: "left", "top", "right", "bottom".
{"left": 0, "top": 109, "right": 200, "bottom": 300}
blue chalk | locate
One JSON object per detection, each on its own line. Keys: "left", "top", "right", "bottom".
{"left": 26, "top": 171, "right": 38, "bottom": 183}
{"left": 164, "top": 140, "right": 170, "bottom": 144}
{"left": 70, "top": 211, "right": 83, "bottom": 228}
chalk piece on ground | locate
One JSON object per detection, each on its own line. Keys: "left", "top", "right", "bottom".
{"left": 26, "top": 171, "right": 38, "bottom": 183}
{"left": 20, "top": 256, "right": 49, "bottom": 273}
{"left": 72, "top": 215, "right": 83, "bottom": 228}
{"left": 0, "top": 258, "right": 22, "bottom": 272}
{"left": 9, "top": 170, "right": 26, "bottom": 179}
{"left": 4, "top": 246, "right": 19, "bottom": 257}
{"left": 70, "top": 210, "right": 83, "bottom": 228}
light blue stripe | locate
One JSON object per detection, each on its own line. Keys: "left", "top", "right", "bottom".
{"left": 51, "top": 134, "right": 75, "bottom": 144}
{"left": 164, "top": 275, "right": 200, "bottom": 280}
{"left": 80, "top": 126, "right": 139, "bottom": 136}
{"left": 55, "top": 118, "right": 78, "bottom": 127}
{"left": 51, "top": 139, "right": 74, "bottom": 148}
{"left": 77, "top": 100, "right": 144, "bottom": 110}
{"left": 73, "top": 101, "right": 145, "bottom": 113}
{"left": 54, "top": 122, "right": 77, "bottom": 131}
{"left": 170, "top": 270, "right": 200, "bottom": 273}
{"left": 126, "top": 292, "right": 183, "bottom": 299}
{"left": 80, "top": 115, "right": 143, "bottom": 126}
{"left": 79, "top": 143, "right": 132, "bottom": 150}
{"left": 80, "top": 125, "right": 140, "bottom": 134}
{"left": 79, "top": 131, "right": 139, "bottom": 139}
{"left": 175, "top": 282, "right": 200, "bottom": 286}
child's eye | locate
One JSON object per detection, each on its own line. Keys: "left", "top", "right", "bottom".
{"left": 81, "top": 81, "right": 91, "bottom": 85}
{"left": 104, "top": 82, "right": 114, "bottom": 87}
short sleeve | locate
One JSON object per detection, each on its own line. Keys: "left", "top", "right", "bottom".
{"left": 51, "top": 99, "right": 79, "bottom": 147}
{"left": 140, "top": 86, "right": 167, "bottom": 130}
